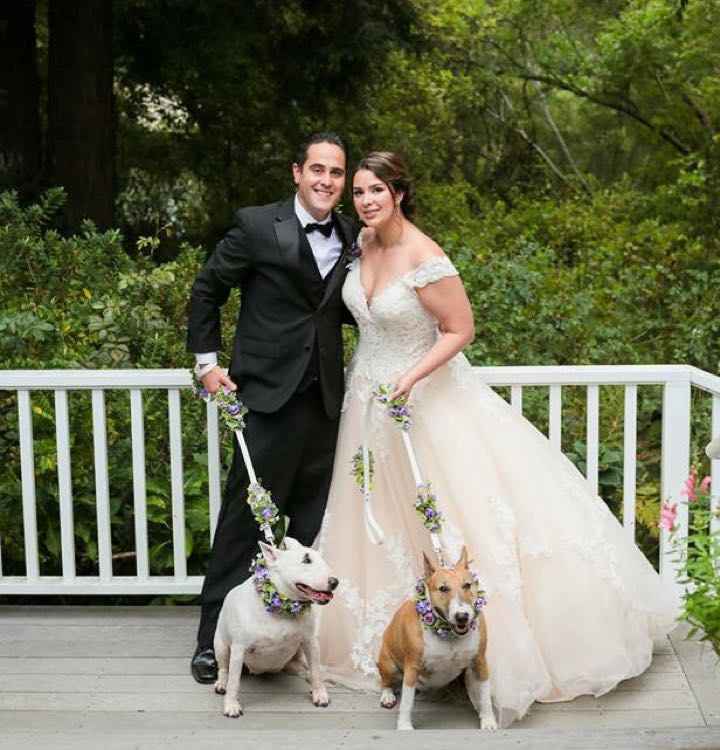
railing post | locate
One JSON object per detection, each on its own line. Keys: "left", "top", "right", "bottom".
{"left": 660, "top": 378, "right": 691, "bottom": 606}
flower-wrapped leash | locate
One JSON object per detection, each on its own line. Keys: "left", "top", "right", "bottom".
{"left": 193, "top": 376, "right": 309, "bottom": 617}
{"left": 352, "top": 384, "right": 447, "bottom": 567}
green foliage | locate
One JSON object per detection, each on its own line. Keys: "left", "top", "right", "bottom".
{"left": 672, "top": 474, "right": 720, "bottom": 657}
{"left": 0, "top": 189, "right": 238, "bottom": 578}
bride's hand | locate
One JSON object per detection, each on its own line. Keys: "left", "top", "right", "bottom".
{"left": 358, "top": 226, "right": 376, "bottom": 248}
{"left": 390, "top": 373, "right": 417, "bottom": 401}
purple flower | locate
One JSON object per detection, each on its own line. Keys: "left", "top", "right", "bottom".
{"left": 415, "top": 600, "right": 431, "bottom": 615}
{"left": 261, "top": 508, "right": 273, "bottom": 519}
{"left": 226, "top": 403, "right": 241, "bottom": 415}
{"left": 474, "top": 597, "right": 487, "bottom": 611}
{"left": 290, "top": 601, "right": 302, "bottom": 614}
{"left": 271, "top": 594, "right": 281, "bottom": 607}
{"left": 198, "top": 388, "right": 209, "bottom": 399}
{"left": 425, "top": 508, "right": 435, "bottom": 518}
{"left": 255, "top": 566, "right": 269, "bottom": 580}
{"left": 415, "top": 581, "right": 425, "bottom": 594}
{"left": 436, "top": 629, "right": 449, "bottom": 639}
{"left": 423, "top": 612, "right": 436, "bottom": 625}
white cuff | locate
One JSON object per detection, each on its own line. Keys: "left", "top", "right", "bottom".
{"left": 194, "top": 362, "right": 218, "bottom": 380}
{"left": 194, "top": 352, "right": 218, "bottom": 366}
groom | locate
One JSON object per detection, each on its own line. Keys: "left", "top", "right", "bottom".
{"left": 186, "top": 132, "right": 357, "bottom": 682}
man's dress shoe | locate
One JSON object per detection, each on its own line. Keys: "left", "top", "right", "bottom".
{"left": 191, "top": 646, "right": 217, "bottom": 684}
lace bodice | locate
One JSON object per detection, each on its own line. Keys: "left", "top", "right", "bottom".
{"left": 342, "top": 256, "right": 460, "bottom": 394}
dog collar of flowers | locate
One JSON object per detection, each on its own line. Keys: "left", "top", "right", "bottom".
{"left": 413, "top": 575, "right": 487, "bottom": 640}
{"left": 250, "top": 552, "right": 312, "bottom": 618}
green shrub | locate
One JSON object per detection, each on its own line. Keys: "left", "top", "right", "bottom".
{"left": 0, "top": 189, "right": 238, "bottom": 579}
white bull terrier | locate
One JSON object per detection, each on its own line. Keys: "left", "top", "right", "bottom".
{"left": 213, "top": 537, "right": 338, "bottom": 717}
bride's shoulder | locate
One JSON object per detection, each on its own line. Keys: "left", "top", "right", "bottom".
{"left": 405, "top": 235, "right": 459, "bottom": 289}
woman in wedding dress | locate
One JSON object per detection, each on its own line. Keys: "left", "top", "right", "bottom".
{"left": 317, "top": 152, "right": 677, "bottom": 726}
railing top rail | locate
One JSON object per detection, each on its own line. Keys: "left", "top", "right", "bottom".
{"left": 0, "top": 365, "right": 716, "bottom": 391}
{"left": 0, "top": 369, "right": 192, "bottom": 390}
{"left": 473, "top": 364, "right": 696, "bottom": 386}
{"left": 689, "top": 366, "right": 720, "bottom": 397}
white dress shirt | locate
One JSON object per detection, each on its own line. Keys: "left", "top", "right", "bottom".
{"left": 293, "top": 193, "right": 343, "bottom": 279}
{"left": 195, "top": 194, "right": 343, "bottom": 366}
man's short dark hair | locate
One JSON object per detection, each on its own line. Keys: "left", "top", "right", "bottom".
{"left": 295, "top": 132, "right": 348, "bottom": 167}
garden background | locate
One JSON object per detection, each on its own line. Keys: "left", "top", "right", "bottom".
{"left": 1, "top": 0, "right": 719, "bottom": 595}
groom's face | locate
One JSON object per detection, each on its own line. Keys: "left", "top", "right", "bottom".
{"left": 293, "top": 142, "right": 346, "bottom": 221}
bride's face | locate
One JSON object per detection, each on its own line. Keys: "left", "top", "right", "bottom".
{"left": 352, "top": 169, "right": 401, "bottom": 228}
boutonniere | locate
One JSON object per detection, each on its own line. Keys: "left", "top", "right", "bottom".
{"left": 345, "top": 238, "right": 362, "bottom": 269}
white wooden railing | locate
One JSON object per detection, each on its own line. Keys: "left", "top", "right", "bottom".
{"left": 0, "top": 365, "right": 718, "bottom": 597}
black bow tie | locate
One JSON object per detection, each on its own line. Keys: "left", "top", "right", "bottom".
{"left": 304, "top": 219, "right": 334, "bottom": 238}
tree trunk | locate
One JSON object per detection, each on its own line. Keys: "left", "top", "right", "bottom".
{"left": 0, "top": 0, "right": 41, "bottom": 193}
{"left": 48, "top": 0, "right": 114, "bottom": 229}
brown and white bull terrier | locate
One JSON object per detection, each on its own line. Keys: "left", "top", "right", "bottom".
{"left": 377, "top": 547, "right": 497, "bottom": 731}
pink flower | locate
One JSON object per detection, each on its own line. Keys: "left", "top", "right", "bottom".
{"left": 681, "top": 467, "right": 698, "bottom": 502}
{"left": 700, "top": 476, "right": 712, "bottom": 494}
{"left": 659, "top": 501, "right": 678, "bottom": 532}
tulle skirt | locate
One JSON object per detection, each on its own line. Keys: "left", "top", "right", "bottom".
{"left": 317, "top": 357, "right": 677, "bottom": 727}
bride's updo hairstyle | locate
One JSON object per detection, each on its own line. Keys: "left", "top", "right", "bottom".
{"left": 355, "top": 151, "right": 416, "bottom": 220}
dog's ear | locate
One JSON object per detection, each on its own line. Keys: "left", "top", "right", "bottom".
{"left": 282, "top": 537, "right": 301, "bottom": 551}
{"left": 259, "top": 541, "right": 279, "bottom": 567}
{"left": 455, "top": 546, "right": 469, "bottom": 569}
{"left": 423, "top": 552, "right": 436, "bottom": 579}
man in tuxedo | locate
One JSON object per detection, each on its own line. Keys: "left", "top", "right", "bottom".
{"left": 186, "top": 132, "right": 357, "bottom": 682}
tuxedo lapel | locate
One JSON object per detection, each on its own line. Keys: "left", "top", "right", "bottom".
{"left": 273, "top": 199, "right": 319, "bottom": 307}
{"left": 318, "top": 212, "right": 354, "bottom": 310}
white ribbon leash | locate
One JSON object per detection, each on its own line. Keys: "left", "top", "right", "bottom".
{"left": 234, "top": 428, "right": 275, "bottom": 546}
{"left": 400, "top": 430, "right": 446, "bottom": 566}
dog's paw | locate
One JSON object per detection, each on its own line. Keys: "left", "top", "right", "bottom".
{"left": 380, "top": 688, "right": 397, "bottom": 709}
{"left": 223, "top": 699, "right": 243, "bottom": 718}
{"left": 312, "top": 686, "right": 330, "bottom": 707}
{"left": 396, "top": 719, "right": 414, "bottom": 731}
{"left": 214, "top": 680, "right": 226, "bottom": 695}
{"left": 480, "top": 714, "right": 498, "bottom": 731}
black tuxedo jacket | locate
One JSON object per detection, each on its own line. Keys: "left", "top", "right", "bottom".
{"left": 187, "top": 198, "right": 358, "bottom": 418}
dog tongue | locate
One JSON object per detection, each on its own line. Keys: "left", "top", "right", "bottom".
{"left": 312, "top": 590, "right": 332, "bottom": 602}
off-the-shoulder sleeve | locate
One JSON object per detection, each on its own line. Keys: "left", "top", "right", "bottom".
{"left": 405, "top": 257, "right": 459, "bottom": 289}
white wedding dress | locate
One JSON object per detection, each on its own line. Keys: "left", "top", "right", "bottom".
{"left": 317, "top": 254, "right": 677, "bottom": 726}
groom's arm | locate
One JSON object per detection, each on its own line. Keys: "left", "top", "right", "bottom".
{"left": 187, "top": 210, "right": 253, "bottom": 355}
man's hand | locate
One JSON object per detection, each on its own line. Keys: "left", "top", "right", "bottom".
{"left": 201, "top": 367, "right": 237, "bottom": 395}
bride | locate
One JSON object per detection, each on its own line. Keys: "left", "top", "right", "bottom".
{"left": 317, "top": 151, "right": 677, "bottom": 726}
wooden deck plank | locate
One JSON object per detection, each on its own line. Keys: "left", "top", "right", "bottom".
{"left": 0, "top": 656, "right": 190, "bottom": 675}
{"left": 0, "top": 668, "right": 689, "bottom": 695}
{"left": 0, "top": 606, "right": 715, "bottom": 743}
{"left": 668, "top": 622, "right": 720, "bottom": 728}
{"left": 2, "top": 720, "right": 720, "bottom": 749}
{"left": 0, "top": 688, "right": 700, "bottom": 713}
{"left": 0, "top": 605, "right": 198, "bottom": 624}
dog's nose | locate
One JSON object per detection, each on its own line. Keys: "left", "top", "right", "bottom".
{"left": 455, "top": 611, "right": 470, "bottom": 625}
{"left": 328, "top": 577, "right": 339, "bottom": 591}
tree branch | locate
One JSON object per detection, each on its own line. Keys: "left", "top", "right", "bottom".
{"left": 487, "top": 98, "right": 579, "bottom": 190}
{"left": 515, "top": 72, "right": 692, "bottom": 155}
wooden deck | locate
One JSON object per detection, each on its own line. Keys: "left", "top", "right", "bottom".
{"left": 1, "top": 606, "right": 720, "bottom": 750}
